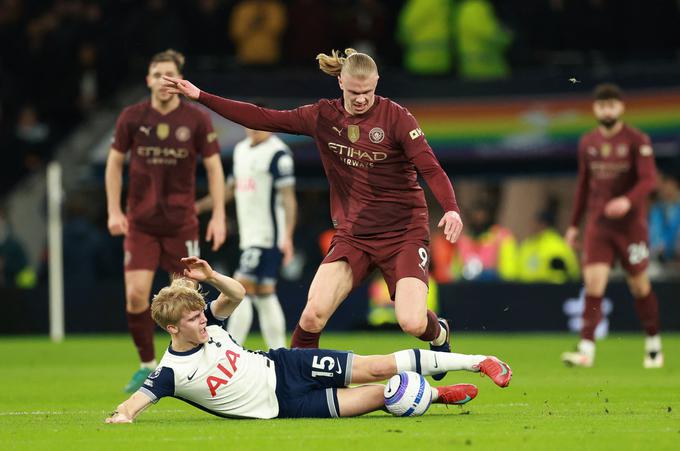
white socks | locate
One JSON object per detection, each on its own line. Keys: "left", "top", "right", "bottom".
{"left": 394, "top": 349, "right": 486, "bottom": 376}
{"left": 227, "top": 295, "right": 254, "bottom": 345}
{"left": 578, "top": 339, "right": 596, "bottom": 358}
{"left": 226, "top": 293, "right": 287, "bottom": 349}
{"left": 431, "top": 324, "right": 447, "bottom": 346}
{"left": 645, "top": 334, "right": 662, "bottom": 354}
{"left": 141, "top": 360, "right": 157, "bottom": 370}
{"left": 253, "top": 293, "right": 287, "bottom": 349}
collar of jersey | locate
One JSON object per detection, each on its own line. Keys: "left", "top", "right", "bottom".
{"left": 336, "top": 96, "right": 381, "bottom": 120}
{"left": 168, "top": 343, "right": 204, "bottom": 356}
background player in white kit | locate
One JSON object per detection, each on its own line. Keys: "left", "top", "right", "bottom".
{"left": 197, "top": 124, "right": 296, "bottom": 349}
{"left": 105, "top": 257, "right": 512, "bottom": 422}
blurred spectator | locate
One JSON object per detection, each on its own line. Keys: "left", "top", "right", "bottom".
{"left": 183, "top": 0, "right": 233, "bottom": 60}
{"left": 0, "top": 207, "right": 35, "bottom": 288}
{"left": 455, "top": 0, "right": 512, "bottom": 80}
{"left": 284, "top": 0, "right": 331, "bottom": 65}
{"left": 649, "top": 172, "right": 680, "bottom": 262}
{"left": 432, "top": 202, "right": 517, "bottom": 282}
{"left": 397, "top": 0, "right": 454, "bottom": 75}
{"left": 229, "top": 0, "right": 287, "bottom": 66}
{"left": 14, "top": 104, "right": 50, "bottom": 171}
{"left": 516, "top": 206, "right": 580, "bottom": 284}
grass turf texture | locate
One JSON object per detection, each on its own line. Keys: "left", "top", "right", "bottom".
{"left": 1, "top": 332, "right": 678, "bottom": 451}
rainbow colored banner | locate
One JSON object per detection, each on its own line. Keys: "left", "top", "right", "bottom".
{"left": 207, "top": 88, "right": 680, "bottom": 161}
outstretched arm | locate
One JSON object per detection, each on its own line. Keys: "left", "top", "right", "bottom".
{"left": 105, "top": 391, "right": 153, "bottom": 424}
{"left": 161, "top": 76, "right": 318, "bottom": 136}
{"left": 181, "top": 257, "right": 246, "bottom": 318}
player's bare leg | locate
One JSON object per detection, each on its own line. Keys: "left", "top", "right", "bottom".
{"left": 123, "top": 269, "right": 156, "bottom": 392}
{"left": 626, "top": 271, "right": 663, "bottom": 368}
{"left": 562, "top": 263, "right": 609, "bottom": 367}
{"left": 336, "top": 383, "right": 480, "bottom": 417}
{"left": 394, "top": 277, "right": 450, "bottom": 380}
{"left": 291, "top": 261, "right": 353, "bottom": 348}
{"left": 226, "top": 278, "right": 256, "bottom": 345}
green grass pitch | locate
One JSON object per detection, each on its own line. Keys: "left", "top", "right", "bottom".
{"left": 1, "top": 332, "right": 678, "bottom": 450}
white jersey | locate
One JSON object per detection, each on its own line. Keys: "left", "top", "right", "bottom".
{"left": 232, "top": 135, "right": 295, "bottom": 250}
{"left": 139, "top": 302, "right": 279, "bottom": 419}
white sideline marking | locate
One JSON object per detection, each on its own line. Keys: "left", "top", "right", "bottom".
{"left": 0, "top": 409, "right": 187, "bottom": 416}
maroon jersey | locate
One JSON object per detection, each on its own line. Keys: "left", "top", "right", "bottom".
{"left": 198, "top": 93, "right": 458, "bottom": 239}
{"left": 113, "top": 100, "right": 220, "bottom": 234}
{"left": 570, "top": 124, "right": 657, "bottom": 230}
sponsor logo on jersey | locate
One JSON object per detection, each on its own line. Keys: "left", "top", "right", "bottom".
{"left": 640, "top": 145, "right": 653, "bottom": 156}
{"left": 139, "top": 125, "right": 151, "bottom": 136}
{"left": 328, "top": 142, "right": 387, "bottom": 169}
{"left": 332, "top": 126, "right": 343, "bottom": 136}
{"left": 616, "top": 144, "right": 628, "bottom": 157}
{"left": 348, "top": 125, "right": 360, "bottom": 143}
{"left": 175, "top": 126, "right": 191, "bottom": 142}
{"left": 601, "top": 142, "right": 611, "bottom": 157}
{"left": 409, "top": 128, "right": 424, "bottom": 140}
{"left": 187, "top": 368, "right": 198, "bottom": 381}
{"left": 149, "top": 368, "right": 162, "bottom": 379}
{"left": 156, "top": 123, "right": 170, "bottom": 140}
{"left": 369, "top": 127, "right": 385, "bottom": 144}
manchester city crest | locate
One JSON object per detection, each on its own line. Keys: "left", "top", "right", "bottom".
{"left": 348, "top": 125, "right": 360, "bottom": 143}
{"left": 369, "top": 127, "right": 385, "bottom": 144}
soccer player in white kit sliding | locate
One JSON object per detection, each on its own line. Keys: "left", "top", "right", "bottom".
{"left": 106, "top": 257, "right": 512, "bottom": 422}
{"left": 197, "top": 126, "right": 296, "bottom": 349}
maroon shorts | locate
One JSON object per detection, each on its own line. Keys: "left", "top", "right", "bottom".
{"left": 124, "top": 225, "right": 199, "bottom": 274}
{"left": 583, "top": 222, "right": 650, "bottom": 275}
{"left": 322, "top": 234, "right": 430, "bottom": 299}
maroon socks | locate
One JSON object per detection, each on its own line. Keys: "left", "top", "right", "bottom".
{"left": 290, "top": 324, "right": 321, "bottom": 348}
{"left": 634, "top": 290, "right": 660, "bottom": 336}
{"left": 126, "top": 308, "right": 156, "bottom": 362}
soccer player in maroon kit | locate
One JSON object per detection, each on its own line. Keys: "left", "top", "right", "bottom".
{"left": 106, "top": 50, "right": 227, "bottom": 392}
{"left": 562, "top": 84, "right": 663, "bottom": 368}
{"left": 162, "top": 49, "right": 467, "bottom": 380}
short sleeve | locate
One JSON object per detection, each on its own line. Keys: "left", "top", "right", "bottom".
{"left": 205, "top": 301, "right": 226, "bottom": 327}
{"left": 139, "top": 366, "right": 175, "bottom": 402}
{"left": 271, "top": 150, "right": 295, "bottom": 188}
{"left": 196, "top": 111, "right": 220, "bottom": 158}
{"left": 112, "top": 108, "right": 133, "bottom": 153}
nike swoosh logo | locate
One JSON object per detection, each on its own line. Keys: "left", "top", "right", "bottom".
{"left": 457, "top": 395, "right": 472, "bottom": 405}
{"left": 433, "top": 355, "right": 439, "bottom": 368}
{"left": 187, "top": 369, "right": 198, "bottom": 381}
{"left": 335, "top": 358, "right": 343, "bottom": 375}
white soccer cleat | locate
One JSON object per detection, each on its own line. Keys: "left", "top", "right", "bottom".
{"left": 643, "top": 352, "right": 664, "bottom": 369}
{"left": 561, "top": 351, "right": 593, "bottom": 368}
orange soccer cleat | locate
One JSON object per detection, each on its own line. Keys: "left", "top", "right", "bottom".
{"left": 477, "top": 356, "right": 512, "bottom": 387}
{"left": 436, "top": 383, "right": 478, "bottom": 405}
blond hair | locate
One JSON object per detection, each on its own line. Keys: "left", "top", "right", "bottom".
{"left": 150, "top": 277, "right": 205, "bottom": 329}
{"left": 316, "top": 48, "right": 378, "bottom": 78}
{"left": 149, "top": 48, "right": 185, "bottom": 73}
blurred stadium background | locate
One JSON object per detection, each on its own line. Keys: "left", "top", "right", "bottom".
{"left": 1, "top": 0, "right": 679, "bottom": 338}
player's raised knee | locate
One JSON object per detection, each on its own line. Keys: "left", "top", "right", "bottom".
{"left": 299, "top": 305, "right": 328, "bottom": 332}
{"left": 398, "top": 317, "right": 427, "bottom": 337}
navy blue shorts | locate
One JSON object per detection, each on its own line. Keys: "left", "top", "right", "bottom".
{"left": 266, "top": 348, "right": 354, "bottom": 418}
{"left": 234, "top": 247, "right": 283, "bottom": 286}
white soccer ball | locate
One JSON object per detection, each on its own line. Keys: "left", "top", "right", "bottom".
{"left": 384, "top": 371, "right": 432, "bottom": 417}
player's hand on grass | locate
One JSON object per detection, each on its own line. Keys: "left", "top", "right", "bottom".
{"left": 280, "top": 238, "right": 294, "bottom": 266}
{"left": 181, "top": 256, "right": 216, "bottom": 282}
{"left": 107, "top": 210, "right": 128, "bottom": 236}
{"left": 206, "top": 215, "right": 227, "bottom": 251}
{"left": 565, "top": 226, "right": 580, "bottom": 249}
{"left": 438, "top": 211, "right": 463, "bottom": 243}
{"left": 604, "top": 196, "right": 631, "bottom": 219}
{"left": 161, "top": 76, "right": 200, "bottom": 100}
{"left": 105, "top": 411, "right": 132, "bottom": 424}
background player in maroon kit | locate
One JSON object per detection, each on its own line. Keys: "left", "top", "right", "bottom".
{"left": 105, "top": 49, "right": 227, "bottom": 392}
{"left": 562, "top": 83, "right": 663, "bottom": 368}
{"left": 162, "top": 49, "right": 464, "bottom": 380}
